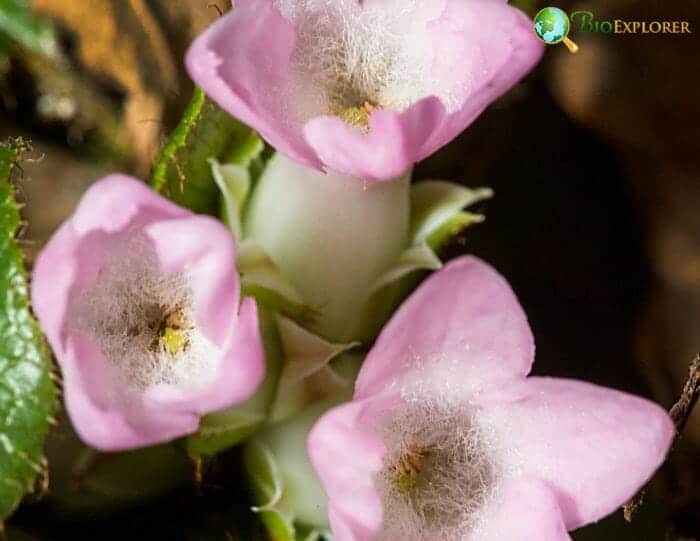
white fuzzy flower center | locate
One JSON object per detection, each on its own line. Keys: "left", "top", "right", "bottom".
{"left": 68, "top": 235, "right": 219, "bottom": 392}
{"left": 376, "top": 400, "right": 498, "bottom": 541}
{"left": 275, "top": 0, "right": 449, "bottom": 128}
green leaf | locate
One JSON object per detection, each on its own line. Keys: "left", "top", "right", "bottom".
{"left": 0, "top": 138, "right": 57, "bottom": 523}
{"left": 150, "top": 87, "right": 261, "bottom": 214}
{"left": 47, "top": 441, "right": 192, "bottom": 515}
{"left": 0, "top": 0, "right": 56, "bottom": 55}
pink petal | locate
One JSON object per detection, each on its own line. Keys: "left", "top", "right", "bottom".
{"left": 145, "top": 215, "right": 240, "bottom": 347}
{"left": 63, "top": 335, "right": 200, "bottom": 451}
{"left": 303, "top": 97, "right": 447, "bottom": 181}
{"left": 187, "top": 0, "right": 542, "bottom": 181}
{"left": 30, "top": 221, "right": 79, "bottom": 356}
{"left": 32, "top": 175, "right": 191, "bottom": 355}
{"left": 417, "top": 0, "right": 544, "bottom": 160}
{"left": 481, "top": 377, "right": 674, "bottom": 529}
{"left": 478, "top": 477, "right": 571, "bottom": 541}
{"left": 71, "top": 173, "right": 190, "bottom": 235}
{"left": 144, "top": 297, "right": 264, "bottom": 414}
{"left": 354, "top": 256, "right": 534, "bottom": 399}
{"left": 32, "top": 175, "right": 265, "bottom": 450}
{"left": 308, "top": 394, "right": 400, "bottom": 539}
{"left": 185, "top": 0, "right": 323, "bottom": 170}
{"left": 327, "top": 504, "right": 381, "bottom": 541}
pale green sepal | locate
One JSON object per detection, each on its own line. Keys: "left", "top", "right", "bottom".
{"left": 410, "top": 180, "right": 492, "bottom": 245}
{"left": 351, "top": 244, "right": 442, "bottom": 343}
{"left": 257, "top": 509, "right": 297, "bottom": 541}
{"left": 243, "top": 154, "right": 411, "bottom": 343}
{"left": 244, "top": 439, "right": 296, "bottom": 541}
{"left": 237, "top": 239, "right": 318, "bottom": 326}
{"left": 247, "top": 398, "right": 347, "bottom": 535}
{"left": 210, "top": 159, "right": 251, "bottom": 238}
{"left": 369, "top": 243, "right": 442, "bottom": 295}
{"left": 245, "top": 439, "right": 284, "bottom": 511}
{"left": 276, "top": 315, "right": 358, "bottom": 389}
{"left": 237, "top": 240, "right": 305, "bottom": 305}
{"left": 269, "top": 316, "right": 358, "bottom": 423}
{"left": 186, "top": 408, "right": 266, "bottom": 458}
{"left": 425, "top": 211, "right": 485, "bottom": 252}
{"left": 300, "top": 528, "right": 332, "bottom": 541}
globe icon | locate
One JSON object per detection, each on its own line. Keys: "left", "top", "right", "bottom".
{"left": 533, "top": 7, "right": 570, "bottom": 45}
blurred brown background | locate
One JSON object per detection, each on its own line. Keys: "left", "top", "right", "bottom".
{"left": 1, "top": 0, "right": 698, "bottom": 539}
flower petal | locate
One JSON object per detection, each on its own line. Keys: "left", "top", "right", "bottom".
{"left": 417, "top": 0, "right": 544, "bottom": 159}
{"left": 186, "top": 0, "right": 323, "bottom": 170}
{"left": 71, "top": 173, "right": 190, "bottom": 234}
{"left": 33, "top": 175, "right": 264, "bottom": 451}
{"left": 145, "top": 215, "right": 240, "bottom": 347}
{"left": 327, "top": 504, "right": 379, "bottom": 541}
{"left": 63, "top": 335, "right": 199, "bottom": 451}
{"left": 32, "top": 175, "right": 192, "bottom": 355}
{"left": 217, "top": 296, "right": 268, "bottom": 407}
{"left": 30, "top": 221, "right": 79, "bottom": 355}
{"left": 303, "top": 97, "right": 447, "bottom": 180}
{"left": 144, "top": 296, "right": 265, "bottom": 414}
{"left": 354, "top": 256, "right": 534, "bottom": 399}
{"left": 481, "top": 377, "right": 674, "bottom": 529}
{"left": 478, "top": 477, "right": 571, "bottom": 541}
{"left": 308, "top": 394, "right": 400, "bottom": 538}
{"left": 188, "top": 0, "right": 542, "bottom": 180}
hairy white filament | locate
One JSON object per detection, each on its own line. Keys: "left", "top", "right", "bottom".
{"left": 67, "top": 235, "right": 219, "bottom": 392}
{"left": 274, "top": 0, "right": 454, "bottom": 125}
{"left": 375, "top": 399, "right": 499, "bottom": 541}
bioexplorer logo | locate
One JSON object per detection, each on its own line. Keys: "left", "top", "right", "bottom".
{"left": 533, "top": 7, "right": 693, "bottom": 54}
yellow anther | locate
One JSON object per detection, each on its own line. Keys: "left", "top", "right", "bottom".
{"left": 161, "top": 327, "right": 188, "bottom": 356}
{"left": 338, "top": 101, "right": 377, "bottom": 128}
{"left": 394, "top": 449, "right": 423, "bottom": 492}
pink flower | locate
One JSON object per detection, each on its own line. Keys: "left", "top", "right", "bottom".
{"left": 309, "top": 257, "right": 674, "bottom": 540}
{"left": 31, "top": 175, "right": 264, "bottom": 451}
{"left": 186, "top": 0, "right": 544, "bottom": 181}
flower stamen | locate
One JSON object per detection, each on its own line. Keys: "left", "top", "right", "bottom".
{"left": 158, "top": 305, "right": 193, "bottom": 357}
{"left": 392, "top": 448, "right": 424, "bottom": 492}
{"left": 376, "top": 400, "right": 499, "bottom": 540}
{"left": 338, "top": 101, "right": 376, "bottom": 128}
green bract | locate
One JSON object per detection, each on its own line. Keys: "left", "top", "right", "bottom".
{"left": 151, "top": 87, "right": 265, "bottom": 215}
